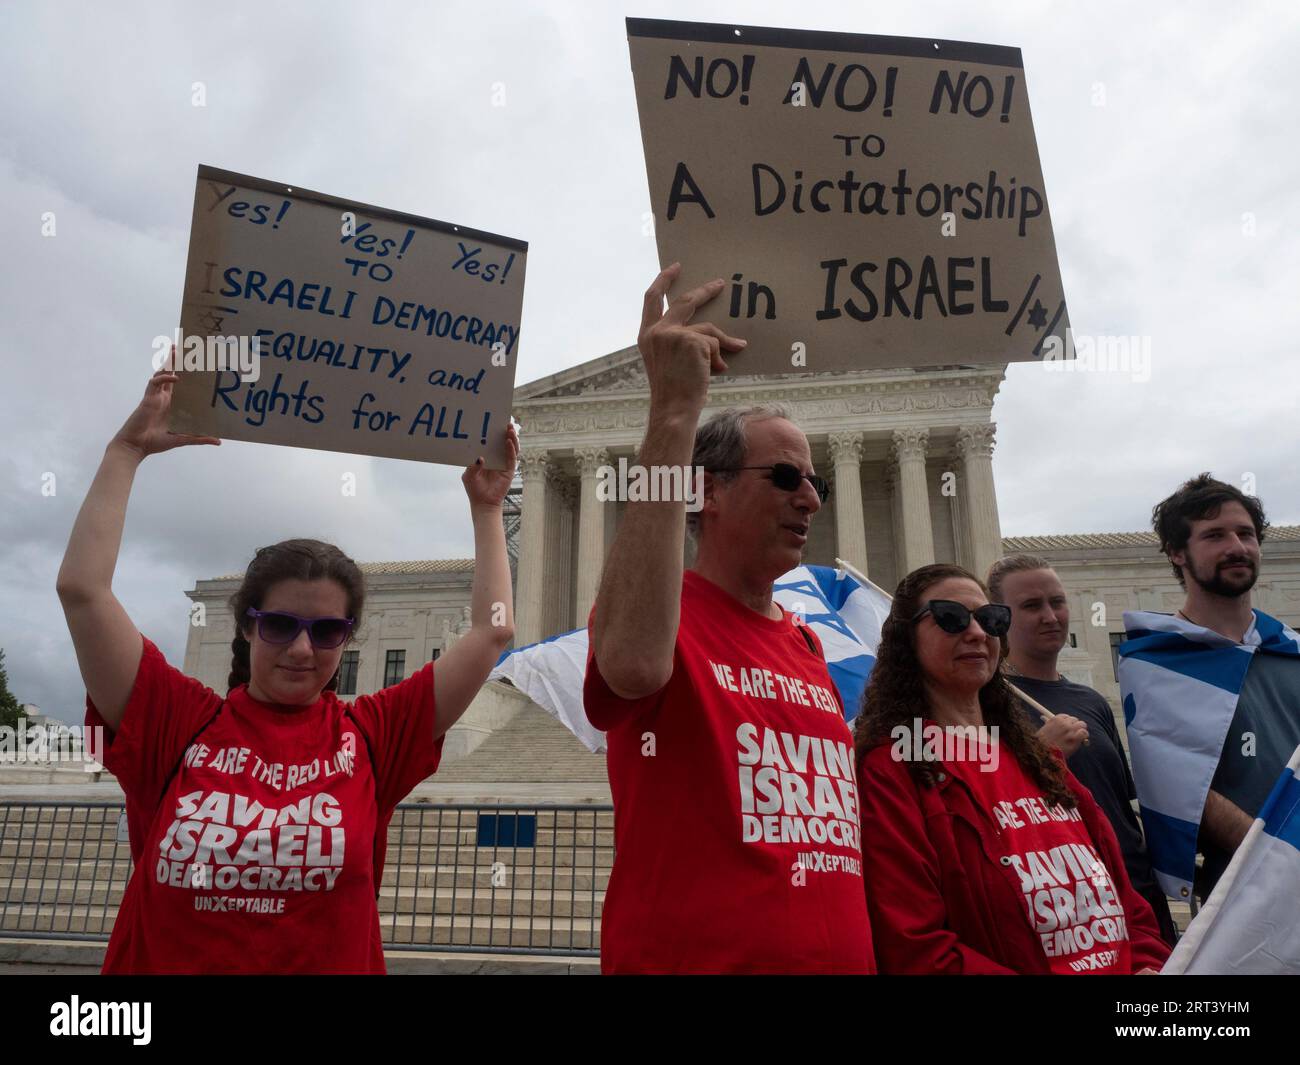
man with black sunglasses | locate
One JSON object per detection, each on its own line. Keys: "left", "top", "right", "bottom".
{"left": 708, "top": 462, "right": 831, "bottom": 503}
{"left": 582, "top": 263, "right": 875, "bottom": 974}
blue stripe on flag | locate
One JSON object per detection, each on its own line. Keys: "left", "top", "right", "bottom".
{"left": 1254, "top": 612, "right": 1300, "bottom": 654}
{"left": 1138, "top": 804, "right": 1200, "bottom": 884}
{"left": 1262, "top": 769, "right": 1300, "bottom": 851}
{"left": 1120, "top": 642, "right": 1253, "bottom": 695}
{"left": 827, "top": 655, "right": 873, "bottom": 722}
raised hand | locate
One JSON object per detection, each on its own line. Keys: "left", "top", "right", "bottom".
{"left": 637, "top": 262, "right": 747, "bottom": 417}
{"left": 462, "top": 420, "right": 519, "bottom": 509}
{"left": 112, "top": 356, "right": 221, "bottom": 458}
{"left": 1037, "top": 712, "right": 1089, "bottom": 756}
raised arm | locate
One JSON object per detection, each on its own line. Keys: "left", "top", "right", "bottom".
{"left": 55, "top": 364, "right": 220, "bottom": 731}
{"left": 590, "top": 264, "right": 746, "bottom": 701}
{"left": 432, "top": 423, "right": 519, "bottom": 739}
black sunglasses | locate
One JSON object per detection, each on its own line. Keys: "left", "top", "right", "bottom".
{"left": 910, "top": 600, "right": 1012, "bottom": 637}
{"left": 245, "top": 608, "right": 355, "bottom": 649}
{"left": 711, "top": 463, "right": 830, "bottom": 503}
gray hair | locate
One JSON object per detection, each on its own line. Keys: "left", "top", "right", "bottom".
{"left": 686, "top": 404, "right": 793, "bottom": 539}
{"left": 986, "top": 553, "right": 1054, "bottom": 603}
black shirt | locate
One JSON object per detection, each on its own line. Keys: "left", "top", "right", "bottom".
{"left": 1010, "top": 673, "right": 1159, "bottom": 898}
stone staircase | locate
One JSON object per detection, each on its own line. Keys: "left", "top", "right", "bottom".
{"left": 435, "top": 701, "right": 609, "bottom": 785}
{"left": 0, "top": 802, "right": 612, "bottom": 954}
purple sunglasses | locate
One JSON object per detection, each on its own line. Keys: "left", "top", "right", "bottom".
{"left": 245, "top": 608, "right": 355, "bottom": 649}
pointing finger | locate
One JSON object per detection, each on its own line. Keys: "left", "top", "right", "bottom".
{"left": 640, "top": 262, "right": 682, "bottom": 334}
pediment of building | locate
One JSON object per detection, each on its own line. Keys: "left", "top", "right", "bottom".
{"left": 514, "top": 346, "right": 1007, "bottom": 405}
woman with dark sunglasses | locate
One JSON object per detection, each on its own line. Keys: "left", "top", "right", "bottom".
{"left": 55, "top": 365, "right": 517, "bottom": 973}
{"left": 852, "top": 564, "right": 1170, "bottom": 975}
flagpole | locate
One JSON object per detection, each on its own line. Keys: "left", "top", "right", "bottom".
{"left": 833, "top": 557, "right": 893, "bottom": 602}
{"left": 833, "top": 556, "right": 1056, "bottom": 720}
{"left": 1002, "top": 681, "right": 1057, "bottom": 720}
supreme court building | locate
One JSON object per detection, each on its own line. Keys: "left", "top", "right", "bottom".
{"left": 510, "top": 347, "right": 1007, "bottom": 645}
{"left": 183, "top": 350, "right": 1300, "bottom": 766}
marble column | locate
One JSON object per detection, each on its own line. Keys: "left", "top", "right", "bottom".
{"left": 949, "top": 453, "right": 974, "bottom": 572}
{"left": 544, "top": 467, "right": 577, "bottom": 637}
{"left": 891, "top": 427, "right": 936, "bottom": 573}
{"left": 574, "top": 446, "right": 610, "bottom": 626}
{"left": 956, "top": 424, "right": 1003, "bottom": 585}
{"left": 559, "top": 477, "right": 578, "bottom": 633}
{"left": 514, "top": 448, "right": 551, "bottom": 645}
{"left": 887, "top": 462, "right": 904, "bottom": 585}
{"left": 828, "top": 432, "right": 868, "bottom": 574}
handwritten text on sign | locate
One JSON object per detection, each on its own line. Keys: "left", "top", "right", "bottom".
{"left": 627, "top": 20, "right": 1070, "bottom": 374}
{"left": 168, "top": 165, "right": 526, "bottom": 468}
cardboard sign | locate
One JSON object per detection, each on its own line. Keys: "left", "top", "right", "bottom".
{"left": 627, "top": 19, "right": 1070, "bottom": 374}
{"left": 167, "top": 165, "right": 526, "bottom": 468}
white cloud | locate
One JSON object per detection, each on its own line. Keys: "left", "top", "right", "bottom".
{"left": 2, "top": 0, "right": 1297, "bottom": 718}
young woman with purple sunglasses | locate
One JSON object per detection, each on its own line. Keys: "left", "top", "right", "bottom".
{"left": 56, "top": 364, "right": 517, "bottom": 973}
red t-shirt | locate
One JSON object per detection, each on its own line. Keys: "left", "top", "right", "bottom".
{"left": 584, "top": 570, "right": 875, "bottom": 974}
{"left": 85, "top": 635, "right": 443, "bottom": 974}
{"left": 948, "top": 743, "right": 1132, "bottom": 974}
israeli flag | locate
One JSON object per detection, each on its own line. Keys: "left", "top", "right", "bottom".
{"left": 771, "top": 563, "right": 887, "bottom": 721}
{"left": 1118, "top": 609, "right": 1300, "bottom": 900}
{"left": 488, "top": 626, "right": 607, "bottom": 754}
{"left": 1163, "top": 744, "right": 1300, "bottom": 974}
{"left": 489, "top": 563, "right": 887, "bottom": 754}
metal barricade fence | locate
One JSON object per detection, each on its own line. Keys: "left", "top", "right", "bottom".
{"left": 0, "top": 802, "right": 612, "bottom": 956}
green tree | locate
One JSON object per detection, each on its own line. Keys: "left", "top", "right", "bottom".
{"left": 0, "top": 649, "right": 28, "bottom": 730}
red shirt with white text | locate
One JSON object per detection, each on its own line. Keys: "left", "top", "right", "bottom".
{"left": 584, "top": 570, "right": 875, "bottom": 974}
{"left": 85, "top": 635, "right": 442, "bottom": 974}
{"left": 948, "top": 748, "right": 1132, "bottom": 974}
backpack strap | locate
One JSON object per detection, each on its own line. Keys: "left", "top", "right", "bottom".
{"left": 342, "top": 708, "right": 385, "bottom": 900}
{"left": 796, "top": 624, "right": 820, "bottom": 656}
{"left": 159, "top": 698, "right": 225, "bottom": 809}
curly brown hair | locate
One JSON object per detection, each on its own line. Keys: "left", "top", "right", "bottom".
{"left": 1151, "top": 472, "right": 1268, "bottom": 588}
{"left": 852, "top": 563, "right": 1075, "bottom": 809}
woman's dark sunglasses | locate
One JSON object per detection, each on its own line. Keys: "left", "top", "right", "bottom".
{"left": 910, "top": 600, "right": 1011, "bottom": 637}
{"left": 712, "top": 463, "right": 831, "bottom": 503}
{"left": 245, "top": 608, "right": 355, "bottom": 649}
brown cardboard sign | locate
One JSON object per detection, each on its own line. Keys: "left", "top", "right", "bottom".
{"left": 167, "top": 165, "right": 526, "bottom": 468}
{"left": 627, "top": 19, "right": 1070, "bottom": 374}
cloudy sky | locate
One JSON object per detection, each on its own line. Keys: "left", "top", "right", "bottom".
{"left": 3, "top": 0, "right": 1297, "bottom": 722}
